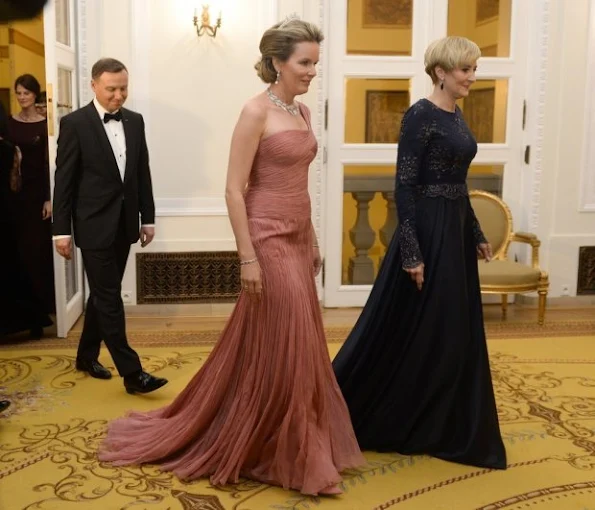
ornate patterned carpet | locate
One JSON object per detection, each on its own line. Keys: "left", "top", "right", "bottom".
{"left": 1, "top": 327, "right": 595, "bottom": 509}
{"left": 5, "top": 319, "right": 595, "bottom": 350}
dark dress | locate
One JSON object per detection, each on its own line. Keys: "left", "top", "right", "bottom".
{"left": 332, "top": 99, "right": 506, "bottom": 470}
{"left": 7, "top": 117, "right": 55, "bottom": 314}
{"left": 0, "top": 136, "right": 52, "bottom": 337}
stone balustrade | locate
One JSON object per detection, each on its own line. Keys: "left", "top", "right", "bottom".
{"left": 343, "top": 173, "right": 501, "bottom": 284}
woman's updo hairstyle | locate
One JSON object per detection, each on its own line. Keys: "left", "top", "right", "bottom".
{"left": 255, "top": 17, "right": 324, "bottom": 84}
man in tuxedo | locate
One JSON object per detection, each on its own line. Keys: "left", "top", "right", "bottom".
{"left": 52, "top": 58, "right": 167, "bottom": 394}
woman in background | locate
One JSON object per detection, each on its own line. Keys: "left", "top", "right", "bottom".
{"left": 7, "top": 74, "right": 55, "bottom": 321}
{"left": 333, "top": 36, "right": 507, "bottom": 470}
{"left": 0, "top": 97, "right": 52, "bottom": 339}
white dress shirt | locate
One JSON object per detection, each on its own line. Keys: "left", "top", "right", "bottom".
{"left": 53, "top": 99, "right": 154, "bottom": 241}
{"left": 94, "top": 98, "right": 127, "bottom": 181}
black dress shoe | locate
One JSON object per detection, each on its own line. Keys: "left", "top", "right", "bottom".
{"left": 75, "top": 359, "right": 112, "bottom": 379}
{"left": 124, "top": 371, "right": 168, "bottom": 394}
{"left": 0, "top": 400, "right": 10, "bottom": 413}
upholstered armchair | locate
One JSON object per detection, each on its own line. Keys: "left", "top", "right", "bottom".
{"left": 469, "top": 190, "right": 549, "bottom": 325}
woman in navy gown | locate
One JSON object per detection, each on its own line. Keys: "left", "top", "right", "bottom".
{"left": 333, "top": 36, "right": 506, "bottom": 470}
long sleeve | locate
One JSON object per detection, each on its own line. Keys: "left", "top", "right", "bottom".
{"left": 52, "top": 115, "right": 80, "bottom": 236}
{"left": 467, "top": 196, "right": 487, "bottom": 245}
{"left": 395, "top": 108, "right": 431, "bottom": 269}
{"left": 137, "top": 115, "right": 155, "bottom": 225}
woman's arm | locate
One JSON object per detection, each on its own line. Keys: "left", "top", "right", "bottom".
{"left": 52, "top": 115, "right": 80, "bottom": 236}
{"left": 225, "top": 101, "right": 265, "bottom": 259}
{"left": 310, "top": 220, "right": 322, "bottom": 276}
{"left": 225, "top": 101, "right": 266, "bottom": 295}
{"left": 466, "top": 197, "right": 487, "bottom": 245}
{"left": 395, "top": 106, "right": 431, "bottom": 269}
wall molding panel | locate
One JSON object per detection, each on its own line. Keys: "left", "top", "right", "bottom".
{"left": 580, "top": 0, "right": 595, "bottom": 211}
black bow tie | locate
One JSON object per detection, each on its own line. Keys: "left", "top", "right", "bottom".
{"left": 103, "top": 111, "right": 122, "bottom": 123}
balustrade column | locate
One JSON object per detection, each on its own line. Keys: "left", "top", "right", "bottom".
{"left": 379, "top": 190, "right": 397, "bottom": 267}
{"left": 348, "top": 191, "right": 377, "bottom": 284}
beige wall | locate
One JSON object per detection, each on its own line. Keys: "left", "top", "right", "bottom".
{"left": 536, "top": 0, "right": 595, "bottom": 297}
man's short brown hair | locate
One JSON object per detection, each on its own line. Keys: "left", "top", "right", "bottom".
{"left": 91, "top": 58, "right": 128, "bottom": 80}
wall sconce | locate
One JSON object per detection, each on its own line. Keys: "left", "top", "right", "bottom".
{"left": 193, "top": 5, "right": 221, "bottom": 37}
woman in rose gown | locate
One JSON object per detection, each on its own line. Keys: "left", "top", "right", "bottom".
{"left": 99, "top": 19, "right": 364, "bottom": 496}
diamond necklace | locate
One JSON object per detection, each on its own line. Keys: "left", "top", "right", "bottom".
{"left": 266, "top": 88, "right": 299, "bottom": 116}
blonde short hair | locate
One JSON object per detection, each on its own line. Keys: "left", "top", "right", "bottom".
{"left": 254, "top": 19, "right": 324, "bottom": 84}
{"left": 424, "top": 36, "right": 481, "bottom": 84}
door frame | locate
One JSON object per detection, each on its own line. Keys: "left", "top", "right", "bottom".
{"left": 44, "top": 0, "right": 85, "bottom": 337}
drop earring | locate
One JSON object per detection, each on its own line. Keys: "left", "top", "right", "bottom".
{"left": 275, "top": 71, "right": 280, "bottom": 84}
{"left": 440, "top": 80, "right": 444, "bottom": 90}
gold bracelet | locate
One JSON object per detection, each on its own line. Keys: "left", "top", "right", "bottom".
{"left": 240, "top": 257, "right": 258, "bottom": 266}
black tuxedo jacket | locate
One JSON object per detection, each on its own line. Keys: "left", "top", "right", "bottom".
{"left": 52, "top": 102, "right": 155, "bottom": 250}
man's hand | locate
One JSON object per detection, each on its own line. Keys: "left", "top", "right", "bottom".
{"left": 140, "top": 226, "right": 155, "bottom": 248}
{"left": 55, "top": 237, "right": 72, "bottom": 260}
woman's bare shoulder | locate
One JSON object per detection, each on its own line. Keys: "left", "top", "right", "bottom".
{"left": 239, "top": 93, "right": 269, "bottom": 122}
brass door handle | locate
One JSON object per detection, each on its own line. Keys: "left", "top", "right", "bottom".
{"left": 46, "top": 83, "right": 54, "bottom": 136}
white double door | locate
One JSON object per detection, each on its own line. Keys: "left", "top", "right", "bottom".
{"left": 323, "top": 0, "right": 535, "bottom": 307}
{"left": 44, "top": 0, "right": 84, "bottom": 336}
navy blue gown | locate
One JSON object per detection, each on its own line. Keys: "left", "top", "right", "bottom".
{"left": 333, "top": 99, "right": 506, "bottom": 470}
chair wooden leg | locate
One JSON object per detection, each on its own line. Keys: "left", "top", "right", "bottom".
{"left": 538, "top": 290, "right": 547, "bottom": 325}
{"left": 501, "top": 294, "right": 508, "bottom": 321}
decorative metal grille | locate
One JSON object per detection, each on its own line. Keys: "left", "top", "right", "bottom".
{"left": 136, "top": 252, "right": 241, "bottom": 304}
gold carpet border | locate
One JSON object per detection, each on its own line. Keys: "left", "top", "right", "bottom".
{"left": 372, "top": 459, "right": 550, "bottom": 510}
{"left": 481, "top": 320, "right": 595, "bottom": 338}
{"left": 1, "top": 320, "right": 595, "bottom": 350}
{"left": 476, "top": 480, "right": 595, "bottom": 509}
